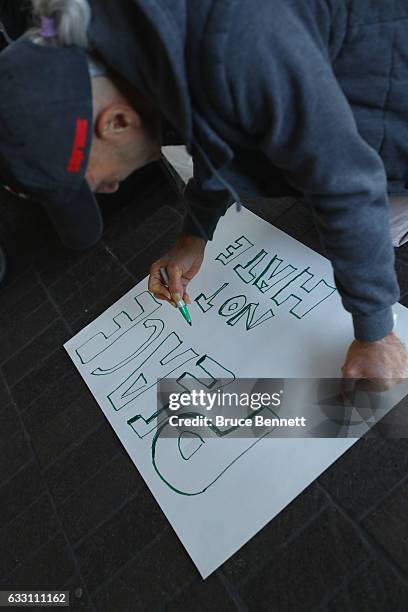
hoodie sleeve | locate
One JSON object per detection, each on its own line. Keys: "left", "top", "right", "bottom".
{"left": 224, "top": 0, "right": 399, "bottom": 342}
{"left": 182, "top": 174, "right": 233, "bottom": 241}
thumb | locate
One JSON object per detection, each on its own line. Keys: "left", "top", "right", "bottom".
{"left": 167, "top": 263, "right": 184, "bottom": 302}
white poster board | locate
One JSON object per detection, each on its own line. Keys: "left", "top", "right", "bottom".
{"left": 64, "top": 207, "right": 408, "bottom": 578}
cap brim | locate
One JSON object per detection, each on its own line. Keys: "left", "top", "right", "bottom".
{"left": 41, "top": 181, "right": 103, "bottom": 250}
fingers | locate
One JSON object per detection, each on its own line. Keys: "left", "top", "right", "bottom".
{"left": 167, "top": 262, "right": 184, "bottom": 301}
{"left": 148, "top": 238, "right": 202, "bottom": 308}
{"left": 148, "top": 260, "right": 172, "bottom": 302}
{"left": 149, "top": 262, "right": 191, "bottom": 320}
{"left": 341, "top": 335, "right": 406, "bottom": 395}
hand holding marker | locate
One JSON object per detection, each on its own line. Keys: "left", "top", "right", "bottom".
{"left": 160, "top": 267, "right": 192, "bottom": 326}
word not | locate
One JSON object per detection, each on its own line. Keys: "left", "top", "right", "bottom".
{"left": 195, "top": 283, "right": 275, "bottom": 331}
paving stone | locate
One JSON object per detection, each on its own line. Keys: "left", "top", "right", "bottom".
{"left": 395, "top": 259, "right": 408, "bottom": 296}
{"left": 59, "top": 259, "right": 132, "bottom": 325}
{"left": 3, "top": 253, "right": 35, "bottom": 281}
{"left": 59, "top": 452, "right": 145, "bottom": 545}
{"left": 32, "top": 574, "right": 93, "bottom": 612}
{"left": 44, "top": 423, "right": 122, "bottom": 506}
{"left": 222, "top": 483, "right": 327, "bottom": 585}
{"left": 0, "top": 462, "right": 44, "bottom": 528}
{"left": 165, "top": 574, "right": 237, "bottom": 612}
{"left": 67, "top": 277, "right": 136, "bottom": 335}
{"left": 239, "top": 506, "right": 371, "bottom": 612}
{"left": 367, "top": 395, "right": 408, "bottom": 439}
{"left": 395, "top": 242, "right": 408, "bottom": 265}
{"left": 76, "top": 489, "right": 170, "bottom": 593}
{"left": 3, "top": 320, "right": 70, "bottom": 387}
{"left": 0, "top": 193, "right": 54, "bottom": 261}
{"left": 362, "top": 480, "right": 408, "bottom": 573}
{"left": 35, "top": 242, "right": 91, "bottom": 288}
{"left": 104, "top": 204, "right": 183, "bottom": 265}
{"left": 0, "top": 494, "right": 59, "bottom": 579}
{"left": 327, "top": 559, "right": 408, "bottom": 612}
{"left": 0, "top": 268, "right": 40, "bottom": 318}
{"left": 400, "top": 292, "right": 408, "bottom": 308}
{"left": 11, "top": 347, "right": 74, "bottom": 411}
{"left": 319, "top": 439, "right": 408, "bottom": 519}
{"left": 0, "top": 376, "right": 9, "bottom": 408}
{"left": 0, "top": 430, "right": 32, "bottom": 485}
{"left": 47, "top": 245, "right": 117, "bottom": 305}
{"left": 58, "top": 575, "right": 93, "bottom": 612}
{"left": 127, "top": 223, "right": 183, "bottom": 283}
{"left": 20, "top": 368, "right": 86, "bottom": 419}
{"left": 0, "top": 283, "right": 48, "bottom": 335}
{"left": 0, "top": 534, "right": 75, "bottom": 591}
{"left": 0, "top": 301, "right": 58, "bottom": 365}
{"left": 22, "top": 392, "right": 104, "bottom": 469}
{"left": 0, "top": 402, "right": 20, "bottom": 447}
{"left": 93, "top": 528, "right": 198, "bottom": 610}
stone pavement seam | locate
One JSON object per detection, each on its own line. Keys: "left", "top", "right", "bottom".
{"left": 36, "top": 268, "right": 75, "bottom": 336}
{"left": 71, "top": 479, "right": 144, "bottom": 550}
{"left": 217, "top": 570, "right": 251, "bottom": 612}
{"left": 0, "top": 366, "right": 97, "bottom": 611}
{"left": 316, "top": 481, "right": 408, "bottom": 587}
{"left": 357, "top": 470, "right": 408, "bottom": 523}
{"left": 41, "top": 419, "right": 118, "bottom": 481}
{"left": 90, "top": 527, "right": 174, "bottom": 598}
{"left": 233, "top": 502, "right": 329, "bottom": 589}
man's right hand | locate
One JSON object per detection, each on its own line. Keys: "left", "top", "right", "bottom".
{"left": 341, "top": 330, "right": 408, "bottom": 391}
{"left": 148, "top": 233, "right": 206, "bottom": 306}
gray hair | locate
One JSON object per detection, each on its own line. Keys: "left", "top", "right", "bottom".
{"left": 31, "top": 0, "right": 91, "bottom": 48}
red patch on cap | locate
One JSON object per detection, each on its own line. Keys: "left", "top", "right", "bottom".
{"left": 67, "top": 119, "right": 88, "bottom": 173}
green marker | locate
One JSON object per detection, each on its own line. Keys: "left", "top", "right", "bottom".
{"left": 160, "top": 267, "right": 192, "bottom": 326}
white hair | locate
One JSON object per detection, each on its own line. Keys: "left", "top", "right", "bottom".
{"left": 31, "top": 0, "right": 91, "bottom": 48}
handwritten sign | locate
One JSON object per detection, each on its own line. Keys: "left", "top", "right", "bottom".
{"left": 64, "top": 207, "right": 408, "bottom": 577}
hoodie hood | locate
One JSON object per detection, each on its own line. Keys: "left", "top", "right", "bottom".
{"left": 88, "top": 0, "right": 193, "bottom": 145}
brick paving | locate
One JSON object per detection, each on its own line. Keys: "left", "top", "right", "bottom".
{"left": 0, "top": 161, "right": 407, "bottom": 611}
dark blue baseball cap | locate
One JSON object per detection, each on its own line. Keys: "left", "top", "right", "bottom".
{"left": 0, "top": 37, "right": 103, "bottom": 249}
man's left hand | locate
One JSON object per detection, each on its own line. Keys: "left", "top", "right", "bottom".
{"left": 342, "top": 331, "right": 408, "bottom": 391}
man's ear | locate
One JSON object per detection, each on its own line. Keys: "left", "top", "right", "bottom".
{"left": 95, "top": 104, "right": 142, "bottom": 141}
